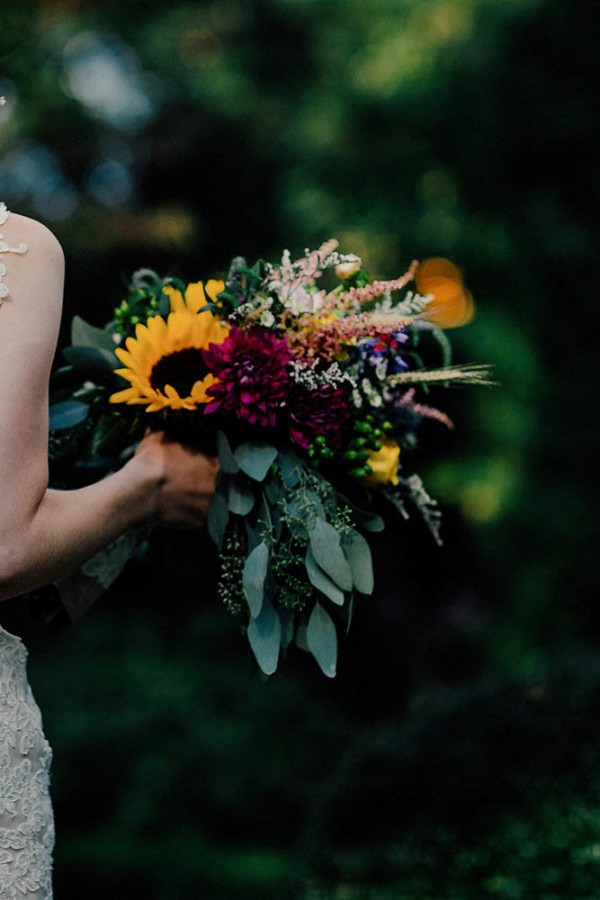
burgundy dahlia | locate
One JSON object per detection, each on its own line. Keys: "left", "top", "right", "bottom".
{"left": 203, "top": 326, "right": 293, "bottom": 427}
{"left": 289, "top": 383, "right": 353, "bottom": 450}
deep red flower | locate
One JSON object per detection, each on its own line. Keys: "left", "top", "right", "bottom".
{"left": 289, "top": 383, "right": 353, "bottom": 450}
{"left": 203, "top": 326, "right": 293, "bottom": 427}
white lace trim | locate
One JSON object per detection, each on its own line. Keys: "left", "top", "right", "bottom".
{"left": 0, "top": 628, "right": 54, "bottom": 898}
{"left": 0, "top": 203, "right": 29, "bottom": 305}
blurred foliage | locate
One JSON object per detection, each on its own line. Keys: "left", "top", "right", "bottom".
{"left": 2, "top": 0, "right": 600, "bottom": 895}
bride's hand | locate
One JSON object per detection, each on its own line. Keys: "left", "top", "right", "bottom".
{"left": 132, "top": 431, "right": 218, "bottom": 528}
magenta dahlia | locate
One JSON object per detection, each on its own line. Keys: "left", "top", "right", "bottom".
{"left": 203, "top": 326, "right": 293, "bottom": 427}
{"left": 289, "top": 383, "right": 353, "bottom": 450}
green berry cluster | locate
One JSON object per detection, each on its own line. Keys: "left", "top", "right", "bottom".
{"left": 342, "top": 415, "right": 393, "bottom": 479}
{"left": 307, "top": 434, "right": 334, "bottom": 468}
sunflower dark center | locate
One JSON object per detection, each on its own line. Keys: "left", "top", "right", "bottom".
{"left": 150, "top": 349, "right": 209, "bottom": 396}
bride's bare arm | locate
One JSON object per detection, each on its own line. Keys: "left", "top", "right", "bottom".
{"left": 0, "top": 214, "right": 216, "bottom": 600}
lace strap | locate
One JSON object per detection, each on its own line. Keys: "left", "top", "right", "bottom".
{"left": 0, "top": 202, "right": 29, "bottom": 305}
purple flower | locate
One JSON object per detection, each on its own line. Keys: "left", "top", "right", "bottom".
{"left": 289, "top": 383, "right": 353, "bottom": 450}
{"left": 203, "top": 326, "right": 293, "bottom": 427}
{"left": 357, "top": 330, "right": 409, "bottom": 374}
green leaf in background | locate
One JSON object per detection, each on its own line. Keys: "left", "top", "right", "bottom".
{"left": 89, "top": 414, "right": 128, "bottom": 456}
{"left": 216, "top": 431, "right": 240, "bottom": 474}
{"left": 63, "top": 346, "right": 117, "bottom": 373}
{"left": 234, "top": 442, "right": 278, "bottom": 481}
{"left": 227, "top": 477, "right": 256, "bottom": 515}
{"left": 343, "top": 531, "right": 375, "bottom": 595}
{"left": 305, "top": 547, "right": 345, "bottom": 606}
{"left": 206, "top": 491, "right": 229, "bottom": 549}
{"left": 306, "top": 603, "right": 338, "bottom": 678}
{"left": 309, "top": 517, "right": 353, "bottom": 592}
{"left": 243, "top": 541, "right": 269, "bottom": 618}
{"left": 49, "top": 399, "right": 89, "bottom": 431}
{"left": 71, "top": 315, "right": 117, "bottom": 351}
{"left": 247, "top": 598, "right": 281, "bottom": 675}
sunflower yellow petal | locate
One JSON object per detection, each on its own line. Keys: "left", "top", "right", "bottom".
{"left": 163, "top": 284, "right": 185, "bottom": 313}
{"left": 204, "top": 279, "right": 225, "bottom": 304}
{"left": 184, "top": 282, "right": 208, "bottom": 315}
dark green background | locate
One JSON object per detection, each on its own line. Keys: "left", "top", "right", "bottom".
{"left": 1, "top": 1, "right": 599, "bottom": 896}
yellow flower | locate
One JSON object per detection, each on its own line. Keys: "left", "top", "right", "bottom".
{"left": 163, "top": 279, "right": 225, "bottom": 315}
{"left": 415, "top": 257, "right": 474, "bottom": 329}
{"left": 109, "top": 308, "right": 229, "bottom": 412}
{"left": 362, "top": 438, "right": 401, "bottom": 486}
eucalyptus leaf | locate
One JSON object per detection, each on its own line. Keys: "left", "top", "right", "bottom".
{"left": 358, "top": 512, "right": 385, "bottom": 533}
{"left": 64, "top": 346, "right": 118, "bottom": 373}
{"left": 309, "top": 517, "right": 353, "bottom": 592}
{"left": 337, "top": 492, "right": 386, "bottom": 532}
{"left": 243, "top": 541, "right": 269, "bottom": 618}
{"left": 234, "top": 442, "right": 278, "bottom": 481}
{"left": 206, "top": 491, "right": 229, "bottom": 549}
{"left": 49, "top": 400, "right": 89, "bottom": 431}
{"left": 71, "top": 315, "right": 117, "bottom": 351}
{"left": 306, "top": 603, "right": 338, "bottom": 678}
{"left": 216, "top": 431, "right": 240, "bottom": 474}
{"left": 227, "top": 478, "right": 255, "bottom": 515}
{"left": 295, "top": 623, "right": 309, "bottom": 653}
{"left": 278, "top": 451, "right": 302, "bottom": 488}
{"left": 245, "top": 520, "right": 261, "bottom": 553}
{"left": 263, "top": 471, "right": 281, "bottom": 505}
{"left": 306, "top": 490, "right": 326, "bottom": 518}
{"left": 279, "top": 609, "right": 295, "bottom": 650}
{"left": 247, "top": 599, "right": 281, "bottom": 675}
{"left": 343, "top": 531, "right": 375, "bottom": 595}
{"left": 305, "top": 547, "right": 345, "bottom": 606}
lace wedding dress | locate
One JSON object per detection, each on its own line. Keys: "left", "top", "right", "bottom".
{"left": 1, "top": 202, "right": 55, "bottom": 897}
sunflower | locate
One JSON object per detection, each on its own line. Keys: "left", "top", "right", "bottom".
{"left": 163, "top": 279, "right": 224, "bottom": 315}
{"left": 109, "top": 308, "right": 229, "bottom": 412}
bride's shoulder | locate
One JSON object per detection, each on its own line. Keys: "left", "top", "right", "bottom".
{"left": 3, "top": 210, "right": 64, "bottom": 264}
{"left": 1, "top": 207, "right": 64, "bottom": 318}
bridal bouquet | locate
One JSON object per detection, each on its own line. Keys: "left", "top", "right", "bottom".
{"left": 49, "top": 242, "right": 490, "bottom": 676}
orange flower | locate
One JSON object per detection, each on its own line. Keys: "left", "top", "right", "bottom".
{"left": 415, "top": 258, "right": 474, "bottom": 329}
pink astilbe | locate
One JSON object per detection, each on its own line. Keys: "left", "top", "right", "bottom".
{"left": 323, "top": 260, "right": 419, "bottom": 315}
{"left": 288, "top": 312, "right": 411, "bottom": 361}
{"left": 265, "top": 241, "right": 361, "bottom": 314}
{"left": 396, "top": 389, "right": 454, "bottom": 430}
